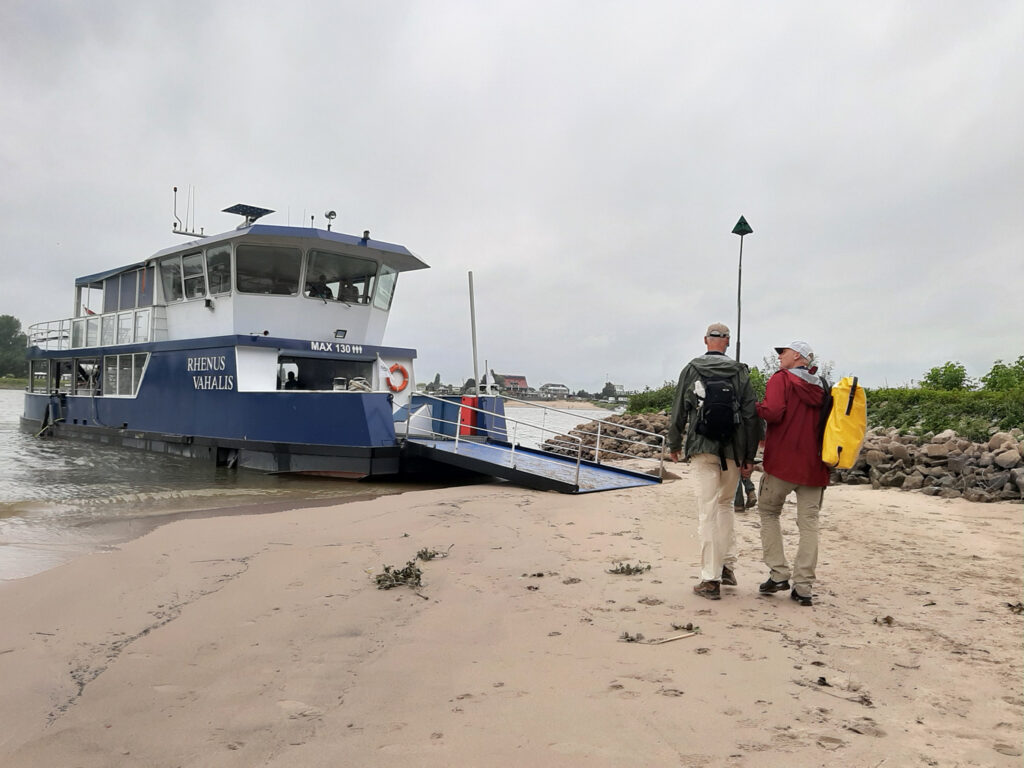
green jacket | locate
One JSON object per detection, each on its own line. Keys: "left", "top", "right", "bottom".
{"left": 667, "top": 351, "right": 760, "bottom": 464}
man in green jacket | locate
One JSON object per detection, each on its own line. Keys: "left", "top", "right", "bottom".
{"left": 668, "top": 323, "right": 760, "bottom": 600}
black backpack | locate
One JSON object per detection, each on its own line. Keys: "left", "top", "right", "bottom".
{"left": 695, "top": 375, "right": 740, "bottom": 442}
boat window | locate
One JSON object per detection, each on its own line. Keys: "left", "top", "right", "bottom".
{"left": 103, "top": 276, "right": 120, "bottom": 313}
{"left": 373, "top": 265, "right": 398, "bottom": 310}
{"left": 75, "top": 358, "right": 100, "bottom": 395}
{"left": 182, "top": 252, "right": 206, "bottom": 299}
{"left": 138, "top": 266, "right": 155, "bottom": 306}
{"left": 119, "top": 271, "right": 138, "bottom": 310}
{"left": 101, "top": 314, "right": 116, "bottom": 345}
{"left": 159, "top": 257, "right": 184, "bottom": 302}
{"left": 102, "top": 353, "right": 148, "bottom": 396}
{"left": 86, "top": 316, "right": 100, "bottom": 347}
{"left": 207, "top": 246, "right": 231, "bottom": 295}
{"left": 134, "top": 309, "right": 150, "bottom": 343}
{"left": 236, "top": 245, "right": 302, "bottom": 295}
{"left": 117, "top": 313, "right": 133, "bottom": 344}
{"left": 278, "top": 356, "right": 374, "bottom": 391}
{"left": 30, "top": 360, "right": 48, "bottom": 393}
{"left": 304, "top": 250, "right": 377, "bottom": 304}
{"left": 72, "top": 319, "right": 86, "bottom": 348}
{"left": 55, "top": 359, "right": 74, "bottom": 393}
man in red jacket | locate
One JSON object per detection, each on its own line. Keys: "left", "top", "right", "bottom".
{"left": 756, "top": 340, "right": 830, "bottom": 606}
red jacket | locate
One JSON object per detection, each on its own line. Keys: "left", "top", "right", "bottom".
{"left": 757, "top": 369, "right": 830, "bottom": 487}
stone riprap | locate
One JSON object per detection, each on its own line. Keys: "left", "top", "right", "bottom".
{"left": 542, "top": 414, "right": 1024, "bottom": 503}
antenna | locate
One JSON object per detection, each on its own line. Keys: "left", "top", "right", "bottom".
{"left": 325, "top": 210, "right": 337, "bottom": 231}
{"left": 172, "top": 186, "right": 205, "bottom": 237}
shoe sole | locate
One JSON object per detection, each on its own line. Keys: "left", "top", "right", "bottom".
{"left": 693, "top": 588, "right": 721, "bottom": 600}
{"left": 759, "top": 583, "right": 790, "bottom": 594}
{"left": 790, "top": 591, "right": 813, "bottom": 606}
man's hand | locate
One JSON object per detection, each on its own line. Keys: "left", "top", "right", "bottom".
{"left": 669, "top": 451, "right": 680, "bottom": 463}
{"left": 740, "top": 462, "right": 753, "bottom": 478}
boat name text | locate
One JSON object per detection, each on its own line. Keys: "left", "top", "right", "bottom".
{"left": 186, "top": 355, "right": 235, "bottom": 390}
{"left": 187, "top": 355, "right": 227, "bottom": 372}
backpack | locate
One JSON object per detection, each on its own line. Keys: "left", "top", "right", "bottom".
{"left": 821, "top": 376, "right": 868, "bottom": 469}
{"left": 694, "top": 375, "right": 741, "bottom": 468}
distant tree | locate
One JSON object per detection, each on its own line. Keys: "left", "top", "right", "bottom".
{"left": 489, "top": 369, "right": 505, "bottom": 387}
{"left": 0, "top": 315, "right": 28, "bottom": 377}
{"left": 461, "top": 377, "right": 476, "bottom": 394}
{"left": 600, "top": 381, "right": 616, "bottom": 398}
{"left": 920, "top": 361, "right": 973, "bottom": 391}
{"left": 980, "top": 357, "right": 1024, "bottom": 391}
{"left": 433, "top": 373, "right": 441, "bottom": 386}
{"left": 575, "top": 388, "right": 591, "bottom": 398}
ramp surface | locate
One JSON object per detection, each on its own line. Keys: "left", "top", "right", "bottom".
{"left": 404, "top": 437, "right": 661, "bottom": 493}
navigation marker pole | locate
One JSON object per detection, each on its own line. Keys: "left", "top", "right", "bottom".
{"left": 731, "top": 216, "right": 753, "bottom": 362}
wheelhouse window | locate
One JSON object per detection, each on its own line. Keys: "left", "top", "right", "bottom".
{"left": 236, "top": 244, "right": 302, "bottom": 295}
{"left": 207, "top": 245, "right": 231, "bottom": 294}
{"left": 182, "top": 252, "right": 206, "bottom": 299}
{"left": 159, "top": 257, "right": 184, "bottom": 302}
{"left": 304, "top": 250, "right": 377, "bottom": 304}
{"left": 373, "top": 265, "right": 398, "bottom": 310}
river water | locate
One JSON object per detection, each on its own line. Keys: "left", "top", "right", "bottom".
{"left": 0, "top": 389, "right": 608, "bottom": 581}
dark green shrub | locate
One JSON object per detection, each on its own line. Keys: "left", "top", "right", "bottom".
{"left": 866, "top": 387, "right": 1024, "bottom": 441}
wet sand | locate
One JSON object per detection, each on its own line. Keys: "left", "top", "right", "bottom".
{"left": 1, "top": 463, "right": 1021, "bottom": 766}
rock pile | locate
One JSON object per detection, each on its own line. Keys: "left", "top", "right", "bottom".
{"left": 542, "top": 413, "right": 1024, "bottom": 504}
{"left": 846, "top": 428, "right": 1024, "bottom": 503}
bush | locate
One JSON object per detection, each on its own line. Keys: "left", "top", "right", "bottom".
{"left": 627, "top": 383, "right": 674, "bottom": 413}
{"left": 866, "top": 387, "right": 1024, "bottom": 441}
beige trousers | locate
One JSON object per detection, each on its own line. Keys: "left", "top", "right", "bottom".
{"left": 758, "top": 472, "right": 824, "bottom": 596}
{"left": 690, "top": 453, "right": 739, "bottom": 583}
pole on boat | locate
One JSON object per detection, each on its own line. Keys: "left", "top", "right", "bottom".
{"left": 468, "top": 271, "right": 481, "bottom": 396}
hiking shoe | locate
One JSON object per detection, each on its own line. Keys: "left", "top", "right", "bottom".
{"left": 745, "top": 491, "right": 757, "bottom": 509}
{"left": 790, "top": 589, "right": 813, "bottom": 607}
{"left": 759, "top": 577, "right": 790, "bottom": 594}
{"left": 693, "top": 581, "right": 721, "bottom": 600}
{"left": 721, "top": 566, "right": 737, "bottom": 586}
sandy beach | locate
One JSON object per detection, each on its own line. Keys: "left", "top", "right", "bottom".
{"left": 1, "top": 463, "right": 1021, "bottom": 767}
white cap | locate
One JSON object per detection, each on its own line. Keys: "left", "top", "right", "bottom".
{"left": 774, "top": 340, "right": 814, "bottom": 362}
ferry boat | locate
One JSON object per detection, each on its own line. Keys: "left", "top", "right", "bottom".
{"left": 21, "top": 203, "right": 499, "bottom": 477}
{"left": 22, "top": 202, "right": 663, "bottom": 493}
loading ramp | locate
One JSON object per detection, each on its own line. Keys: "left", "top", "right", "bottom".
{"left": 403, "top": 437, "right": 661, "bottom": 493}
{"left": 399, "top": 395, "right": 666, "bottom": 494}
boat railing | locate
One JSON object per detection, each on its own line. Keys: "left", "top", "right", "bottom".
{"left": 405, "top": 393, "right": 586, "bottom": 486}
{"left": 28, "top": 306, "right": 159, "bottom": 351}
{"left": 500, "top": 395, "right": 666, "bottom": 478}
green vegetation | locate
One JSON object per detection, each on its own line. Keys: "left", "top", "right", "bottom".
{"left": 626, "top": 358, "right": 1024, "bottom": 440}
{"left": 0, "top": 315, "right": 28, "bottom": 378}
{"left": 866, "top": 388, "right": 1022, "bottom": 442}
{"left": 0, "top": 377, "right": 28, "bottom": 390}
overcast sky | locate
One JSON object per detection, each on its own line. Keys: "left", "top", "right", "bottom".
{"left": 2, "top": 1, "right": 1021, "bottom": 392}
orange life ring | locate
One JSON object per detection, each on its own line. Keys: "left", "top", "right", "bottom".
{"left": 387, "top": 363, "right": 409, "bottom": 392}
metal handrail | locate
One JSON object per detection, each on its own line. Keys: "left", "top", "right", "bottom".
{"left": 405, "top": 394, "right": 586, "bottom": 486}
{"left": 500, "top": 395, "right": 666, "bottom": 477}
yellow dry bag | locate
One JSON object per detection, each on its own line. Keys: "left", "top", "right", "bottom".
{"left": 821, "top": 376, "right": 867, "bottom": 469}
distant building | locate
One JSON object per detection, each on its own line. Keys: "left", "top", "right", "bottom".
{"left": 540, "top": 383, "right": 570, "bottom": 398}
{"left": 499, "top": 374, "right": 529, "bottom": 394}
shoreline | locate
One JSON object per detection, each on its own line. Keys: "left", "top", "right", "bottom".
{"left": 1, "top": 465, "right": 1020, "bottom": 766}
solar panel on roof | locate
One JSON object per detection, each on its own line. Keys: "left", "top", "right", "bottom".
{"left": 222, "top": 203, "right": 275, "bottom": 221}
